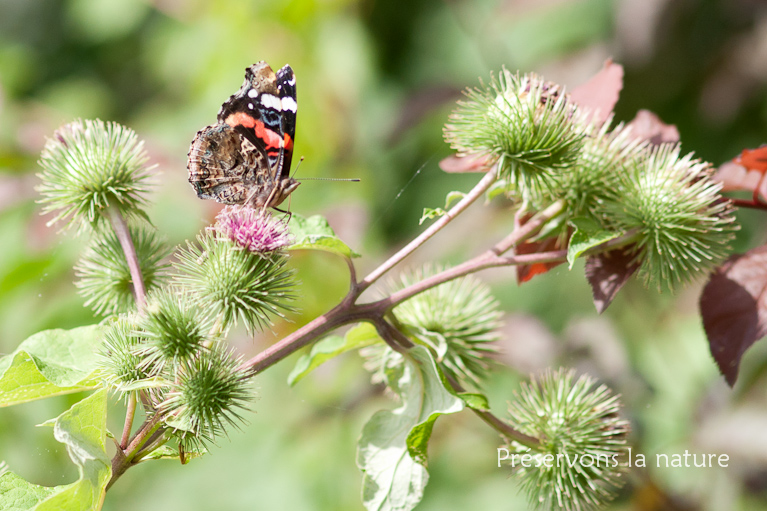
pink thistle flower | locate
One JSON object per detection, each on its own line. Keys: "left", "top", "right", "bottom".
{"left": 214, "top": 206, "right": 293, "bottom": 253}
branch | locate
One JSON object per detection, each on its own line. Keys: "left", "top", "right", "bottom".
{"left": 379, "top": 228, "right": 639, "bottom": 311}
{"left": 357, "top": 169, "right": 497, "bottom": 294}
{"left": 106, "top": 204, "right": 148, "bottom": 481}
{"left": 120, "top": 394, "right": 137, "bottom": 450}
{"left": 491, "top": 200, "right": 565, "bottom": 256}
{"left": 237, "top": 247, "right": 571, "bottom": 376}
{"left": 238, "top": 302, "right": 369, "bottom": 375}
{"left": 443, "top": 372, "right": 540, "bottom": 448}
{"left": 728, "top": 197, "right": 767, "bottom": 211}
{"left": 473, "top": 408, "right": 541, "bottom": 448}
{"left": 107, "top": 414, "right": 163, "bottom": 491}
{"left": 106, "top": 206, "right": 147, "bottom": 312}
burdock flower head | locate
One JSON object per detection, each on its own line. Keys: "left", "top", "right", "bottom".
{"left": 444, "top": 70, "right": 588, "bottom": 197}
{"left": 37, "top": 119, "right": 153, "bottom": 231}
{"left": 602, "top": 144, "right": 738, "bottom": 291}
{"left": 174, "top": 228, "right": 296, "bottom": 334}
{"left": 214, "top": 206, "right": 293, "bottom": 254}
{"left": 505, "top": 369, "right": 630, "bottom": 511}
{"left": 160, "top": 343, "right": 253, "bottom": 447}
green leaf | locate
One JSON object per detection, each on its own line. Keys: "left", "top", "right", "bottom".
{"left": 288, "top": 323, "right": 381, "bottom": 386}
{"left": 0, "top": 389, "right": 111, "bottom": 511}
{"left": 0, "top": 471, "right": 59, "bottom": 511}
{"left": 486, "top": 179, "right": 511, "bottom": 201}
{"left": 288, "top": 213, "right": 360, "bottom": 258}
{"left": 419, "top": 191, "right": 467, "bottom": 225}
{"left": 444, "top": 191, "right": 465, "bottom": 209}
{"left": 357, "top": 346, "right": 464, "bottom": 511}
{"left": 139, "top": 445, "right": 206, "bottom": 464}
{"left": 567, "top": 217, "right": 621, "bottom": 269}
{"left": 419, "top": 208, "right": 446, "bottom": 225}
{"left": 458, "top": 392, "right": 490, "bottom": 411}
{"left": 0, "top": 325, "right": 104, "bottom": 407}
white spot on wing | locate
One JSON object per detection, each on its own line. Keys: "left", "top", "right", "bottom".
{"left": 281, "top": 96, "right": 297, "bottom": 113}
{"left": 248, "top": 103, "right": 254, "bottom": 109}
{"left": 261, "top": 94, "right": 282, "bottom": 111}
{"left": 248, "top": 89, "right": 258, "bottom": 98}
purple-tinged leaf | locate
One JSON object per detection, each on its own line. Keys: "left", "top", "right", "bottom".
{"left": 439, "top": 153, "right": 491, "bottom": 173}
{"left": 569, "top": 59, "right": 624, "bottom": 126}
{"left": 584, "top": 248, "right": 640, "bottom": 314}
{"left": 515, "top": 237, "right": 565, "bottom": 284}
{"left": 700, "top": 245, "right": 767, "bottom": 386}
{"left": 626, "top": 110, "right": 680, "bottom": 146}
{"left": 713, "top": 145, "right": 767, "bottom": 200}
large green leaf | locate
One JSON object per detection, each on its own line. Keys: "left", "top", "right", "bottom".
{"left": 0, "top": 325, "right": 104, "bottom": 407}
{"left": 356, "top": 347, "right": 464, "bottom": 511}
{"left": 288, "top": 214, "right": 360, "bottom": 258}
{"left": 0, "top": 472, "right": 59, "bottom": 511}
{"left": 0, "top": 389, "right": 111, "bottom": 511}
{"left": 288, "top": 323, "right": 381, "bottom": 386}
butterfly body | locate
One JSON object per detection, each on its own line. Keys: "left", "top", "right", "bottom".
{"left": 188, "top": 61, "right": 299, "bottom": 209}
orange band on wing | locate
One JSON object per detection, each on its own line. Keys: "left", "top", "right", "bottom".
{"left": 225, "top": 112, "right": 257, "bottom": 128}
{"left": 225, "top": 113, "right": 284, "bottom": 151}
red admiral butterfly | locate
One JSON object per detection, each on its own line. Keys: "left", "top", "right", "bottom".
{"left": 187, "top": 61, "right": 299, "bottom": 210}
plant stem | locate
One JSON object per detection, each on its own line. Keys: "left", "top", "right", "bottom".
{"left": 107, "top": 204, "right": 149, "bottom": 481}
{"left": 474, "top": 408, "right": 540, "bottom": 448}
{"left": 239, "top": 248, "right": 563, "bottom": 376}
{"left": 107, "top": 206, "right": 147, "bottom": 312}
{"left": 729, "top": 197, "right": 767, "bottom": 211}
{"left": 238, "top": 302, "right": 361, "bottom": 375}
{"left": 120, "top": 394, "right": 137, "bottom": 450}
{"left": 132, "top": 430, "right": 172, "bottom": 463}
{"left": 380, "top": 228, "right": 639, "bottom": 310}
{"left": 491, "top": 200, "right": 565, "bottom": 255}
{"left": 443, "top": 372, "right": 539, "bottom": 448}
{"left": 356, "top": 169, "right": 497, "bottom": 294}
{"left": 107, "top": 415, "right": 163, "bottom": 491}
{"left": 240, "top": 215, "right": 638, "bottom": 378}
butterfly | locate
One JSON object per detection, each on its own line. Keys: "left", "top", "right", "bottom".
{"left": 187, "top": 61, "right": 299, "bottom": 210}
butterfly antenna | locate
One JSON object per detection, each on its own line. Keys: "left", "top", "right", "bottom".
{"left": 301, "top": 177, "right": 361, "bottom": 182}
{"left": 292, "top": 155, "right": 360, "bottom": 182}
{"left": 290, "top": 156, "right": 305, "bottom": 179}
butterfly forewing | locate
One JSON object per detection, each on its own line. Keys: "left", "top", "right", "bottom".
{"left": 276, "top": 64, "right": 297, "bottom": 178}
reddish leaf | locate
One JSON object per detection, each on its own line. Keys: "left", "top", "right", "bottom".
{"left": 699, "top": 245, "right": 767, "bottom": 386}
{"left": 714, "top": 161, "right": 764, "bottom": 193}
{"left": 515, "top": 237, "right": 565, "bottom": 284}
{"left": 569, "top": 59, "right": 624, "bottom": 125}
{"left": 584, "top": 248, "right": 640, "bottom": 314}
{"left": 713, "top": 145, "right": 767, "bottom": 203}
{"left": 626, "top": 110, "right": 680, "bottom": 145}
{"left": 439, "top": 153, "right": 492, "bottom": 173}
{"left": 734, "top": 145, "right": 767, "bottom": 173}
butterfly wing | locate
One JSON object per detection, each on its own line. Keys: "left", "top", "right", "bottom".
{"left": 188, "top": 61, "right": 299, "bottom": 209}
{"left": 276, "top": 64, "right": 297, "bottom": 178}
{"left": 218, "top": 61, "right": 285, "bottom": 175}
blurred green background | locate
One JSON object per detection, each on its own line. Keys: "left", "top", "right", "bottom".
{"left": 2, "top": 0, "right": 767, "bottom": 509}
